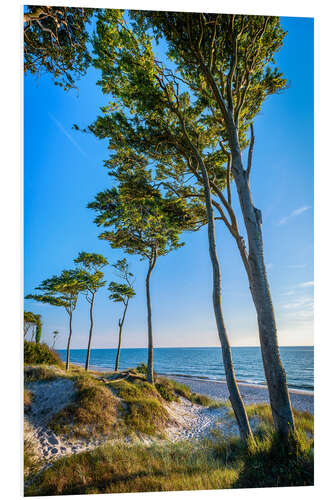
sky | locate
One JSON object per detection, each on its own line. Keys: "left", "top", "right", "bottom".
{"left": 24, "top": 13, "right": 314, "bottom": 349}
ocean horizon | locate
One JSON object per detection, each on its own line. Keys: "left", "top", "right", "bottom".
{"left": 56, "top": 346, "right": 314, "bottom": 392}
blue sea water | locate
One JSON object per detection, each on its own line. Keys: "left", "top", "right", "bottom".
{"left": 57, "top": 346, "right": 314, "bottom": 391}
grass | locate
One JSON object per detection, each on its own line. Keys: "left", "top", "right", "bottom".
{"left": 24, "top": 365, "right": 314, "bottom": 495}
{"left": 24, "top": 341, "right": 63, "bottom": 367}
{"left": 24, "top": 388, "right": 33, "bottom": 410}
{"left": 25, "top": 427, "right": 313, "bottom": 496}
{"left": 228, "top": 402, "right": 314, "bottom": 438}
{"left": 49, "top": 374, "right": 120, "bottom": 439}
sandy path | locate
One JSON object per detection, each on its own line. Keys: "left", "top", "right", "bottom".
{"left": 25, "top": 378, "right": 104, "bottom": 461}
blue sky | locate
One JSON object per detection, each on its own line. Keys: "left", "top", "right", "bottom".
{"left": 24, "top": 14, "right": 313, "bottom": 349}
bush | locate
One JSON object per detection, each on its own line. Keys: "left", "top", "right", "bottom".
{"left": 136, "top": 363, "right": 148, "bottom": 376}
{"left": 155, "top": 377, "right": 179, "bottom": 402}
{"left": 24, "top": 341, "right": 63, "bottom": 366}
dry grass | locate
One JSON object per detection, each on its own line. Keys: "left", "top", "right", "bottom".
{"left": 25, "top": 427, "right": 313, "bottom": 496}
{"left": 49, "top": 374, "right": 119, "bottom": 439}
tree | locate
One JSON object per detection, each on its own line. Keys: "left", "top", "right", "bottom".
{"left": 24, "top": 311, "right": 37, "bottom": 339}
{"left": 52, "top": 330, "right": 60, "bottom": 349}
{"left": 89, "top": 10, "right": 254, "bottom": 441}
{"left": 88, "top": 166, "right": 202, "bottom": 384}
{"left": 108, "top": 258, "right": 135, "bottom": 371}
{"left": 24, "top": 5, "right": 95, "bottom": 90}
{"left": 35, "top": 315, "right": 42, "bottom": 344}
{"left": 25, "top": 269, "right": 86, "bottom": 370}
{"left": 74, "top": 252, "right": 108, "bottom": 371}
{"left": 136, "top": 11, "right": 294, "bottom": 438}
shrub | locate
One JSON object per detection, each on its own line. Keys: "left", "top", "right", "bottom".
{"left": 24, "top": 341, "right": 63, "bottom": 366}
{"left": 155, "top": 377, "right": 179, "bottom": 402}
{"left": 136, "top": 363, "right": 148, "bottom": 376}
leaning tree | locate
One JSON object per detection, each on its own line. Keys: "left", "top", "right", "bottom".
{"left": 90, "top": 9, "right": 294, "bottom": 438}
{"left": 25, "top": 269, "right": 86, "bottom": 370}
{"left": 74, "top": 252, "right": 108, "bottom": 371}
{"left": 108, "top": 258, "right": 135, "bottom": 372}
{"left": 135, "top": 11, "right": 295, "bottom": 438}
{"left": 89, "top": 9, "right": 255, "bottom": 441}
{"left": 88, "top": 164, "right": 202, "bottom": 384}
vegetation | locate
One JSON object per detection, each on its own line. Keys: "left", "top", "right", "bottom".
{"left": 24, "top": 311, "right": 42, "bottom": 343}
{"left": 25, "top": 426, "right": 313, "bottom": 496}
{"left": 108, "top": 258, "right": 135, "bottom": 371}
{"left": 88, "top": 167, "right": 202, "bottom": 384}
{"left": 49, "top": 374, "right": 119, "bottom": 439}
{"left": 25, "top": 269, "right": 87, "bottom": 370}
{"left": 24, "top": 5, "right": 94, "bottom": 90}
{"left": 24, "top": 341, "right": 63, "bottom": 367}
{"left": 52, "top": 330, "right": 60, "bottom": 349}
{"left": 74, "top": 252, "right": 108, "bottom": 371}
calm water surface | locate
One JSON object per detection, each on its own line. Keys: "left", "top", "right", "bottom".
{"left": 57, "top": 346, "right": 314, "bottom": 391}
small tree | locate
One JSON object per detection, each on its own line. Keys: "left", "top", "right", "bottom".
{"left": 108, "top": 258, "right": 135, "bottom": 371}
{"left": 35, "top": 315, "right": 42, "bottom": 344}
{"left": 25, "top": 269, "right": 86, "bottom": 370}
{"left": 74, "top": 252, "right": 108, "bottom": 371}
{"left": 89, "top": 168, "right": 201, "bottom": 384}
{"left": 52, "top": 330, "right": 60, "bottom": 349}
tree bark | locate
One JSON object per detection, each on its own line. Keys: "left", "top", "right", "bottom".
{"left": 115, "top": 298, "right": 129, "bottom": 371}
{"left": 66, "top": 311, "right": 73, "bottom": 371}
{"left": 85, "top": 294, "right": 95, "bottom": 371}
{"left": 230, "top": 134, "right": 295, "bottom": 438}
{"left": 146, "top": 249, "right": 157, "bottom": 384}
{"left": 197, "top": 156, "right": 254, "bottom": 443}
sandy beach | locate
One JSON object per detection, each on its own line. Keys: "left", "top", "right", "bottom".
{"left": 83, "top": 363, "right": 314, "bottom": 415}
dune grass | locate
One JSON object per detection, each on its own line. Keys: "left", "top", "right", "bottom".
{"left": 49, "top": 374, "right": 120, "bottom": 439}
{"left": 25, "top": 426, "right": 313, "bottom": 496}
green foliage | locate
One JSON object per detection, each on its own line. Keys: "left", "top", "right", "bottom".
{"left": 24, "top": 6, "right": 95, "bottom": 90}
{"left": 136, "top": 362, "right": 148, "bottom": 376}
{"left": 155, "top": 379, "right": 179, "bottom": 402}
{"left": 108, "top": 257, "right": 135, "bottom": 303}
{"left": 24, "top": 341, "right": 63, "bottom": 367}
{"left": 74, "top": 251, "right": 108, "bottom": 272}
{"left": 35, "top": 321, "right": 42, "bottom": 344}
{"left": 25, "top": 269, "right": 88, "bottom": 314}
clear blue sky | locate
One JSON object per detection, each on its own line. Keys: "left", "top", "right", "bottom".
{"left": 24, "top": 14, "right": 313, "bottom": 349}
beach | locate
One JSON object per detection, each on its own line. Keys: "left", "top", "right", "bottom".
{"left": 80, "top": 363, "right": 314, "bottom": 415}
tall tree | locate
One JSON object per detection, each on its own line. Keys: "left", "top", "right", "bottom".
{"left": 25, "top": 269, "right": 86, "bottom": 370}
{"left": 89, "top": 10, "right": 254, "bottom": 441}
{"left": 136, "top": 11, "right": 294, "bottom": 438}
{"left": 108, "top": 258, "right": 135, "bottom": 371}
{"left": 74, "top": 252, "right": 108, "bottom": 371}
{"left": 24, "top": 5, "right": 95, "bottom": 90}
{"left": 88, "top": 166, "right": 202, "bottom": 384}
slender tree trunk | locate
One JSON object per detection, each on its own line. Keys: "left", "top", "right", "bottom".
{"left": 230, "top": 133, "right": 294, "bottom": 438}
{"left": 115, "top": 299, "right": 129, "bottom": 371}
{"left": 146, "top": 250, "right": 157, "bottom": 384}
{"left": 85, "top": 294, "right": 95, "bottom": 371}
{"left": 197, "top": 157, "right": 254, "bottom": 443}
{"left": 66, "top": 311, "right": 73, "bottom": 371}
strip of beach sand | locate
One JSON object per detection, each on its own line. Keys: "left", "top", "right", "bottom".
{"left": 77, "top": 363, "right": 314, "bottom": 415}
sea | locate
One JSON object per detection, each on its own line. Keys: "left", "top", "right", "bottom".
{"left": 56, "top": 346, "right": 314, "bottom": 392}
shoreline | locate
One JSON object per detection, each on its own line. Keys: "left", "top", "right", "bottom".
{"left": 69, "top": 362, "right": 314, "bottom": 396}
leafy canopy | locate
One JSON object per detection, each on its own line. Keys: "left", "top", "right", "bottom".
{"left": 108, "top": 258, "right": 135, "bottom": 304}
{"left": 24, "top": 5, "right": 95, "bottom": 90}
{"left": 25, "top": 269, "right": 87, "bottom": 314}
